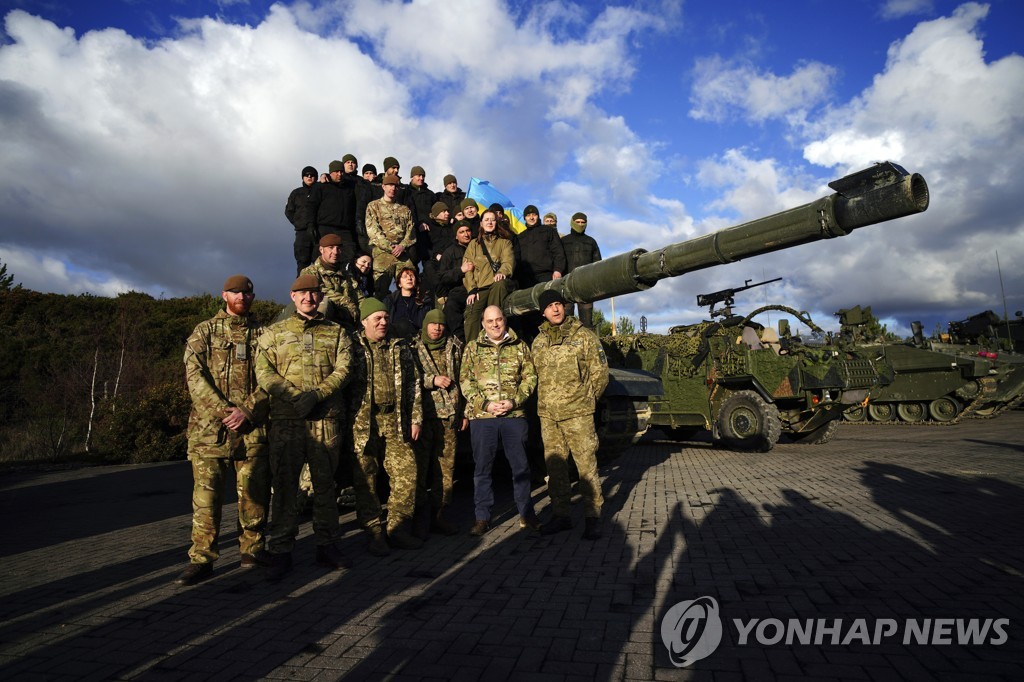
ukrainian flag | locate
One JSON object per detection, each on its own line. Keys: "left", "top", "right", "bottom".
{"left": 465, "top": 177, "right": 528, "bottom": 234}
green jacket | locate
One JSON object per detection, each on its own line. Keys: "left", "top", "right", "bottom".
{"left": 184, "top": 309, "right": 269, "bottom": 454}
{"left": 460, "top": 328, "right": 536, "bottom": 420}
{"left": 255, "top": 312, "right": 352, "bottom": 420}
{"left": 349, "top": 333, "right": 423, "bottom": 453}
{"left": 301, "top": 257, "right": 363, "bottom": 330}
{"left": 415, "top": 336, "right": 464, "bottom": 420}
{"left": 532, "top": 316, "right": 609, "bottom": 420}
{"left": 463, "top": 235, "right": 514, "bottom": 293}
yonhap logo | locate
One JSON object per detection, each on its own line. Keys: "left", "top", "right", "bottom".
{"left": 660, "top": 596, "right": 723, "bottom": 667}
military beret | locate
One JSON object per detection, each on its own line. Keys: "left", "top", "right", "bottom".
{"left": 572, "top": 212, "right": 588, "bottom": 223}
{"left": 430, "top": 201, "right": 448, "bottom": 218}
{"left": 362, "top": 163, "right": 377, "bottom": 174}
{"left": 328, "top": 160, "right": 344, "bottom": 173}
{"left": 459, "top": 198, "right": 477, "bottom": 211}
{"left": 381, "top": 174, "right": 399, "bottom": 186}
{"left": 424, "top": 308, "right": 445, "bottom": 327}
{"left": 301, "top": 165, "right": 317, "bottom": 178}
{"left": 342, "top": 153, "right": 357, "bottom": 164}
{"left": 523, "top": 204, "right": 539, "bottom": 216}
{"left": 291, "top": 274, "right": 321, "bottom": 292}
{"left": 383, "top": 156, "right": 399, "bottom": 170}
{"left": 410, "top": 165, "right": 426, "bottom": 177}
{"left": 543, "top": 212, "right": 557, "bottom": 224}
{"left": 319, "top": 233, "right": 343, "bottom": 248}
{"left": 443, "top": 174, "right": 457, "bottom": 186}
{"left": 538, "top": 289, "right": 566, "bottom": 312}
{"left": 223, "top": 274, "right": 253, "bottom": 293}
{"left": 360, "top": 297, "right": 387, "bottom": 320}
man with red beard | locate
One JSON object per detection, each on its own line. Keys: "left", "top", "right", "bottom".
{"left": 176, "top": 275, "right": 271, "bottom": 586}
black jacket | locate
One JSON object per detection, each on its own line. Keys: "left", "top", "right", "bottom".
{"left": 515, "top": 224, "right": 567, "bottom": 286}
{"left": 285, "top": 184, "right": 316, "bottom": 231}
{"left": 436, "top": 242, "right": 468, "bottom": 298}
{"left": 561, "top": 231, "right": 602, "bottom": 272}
{"left": 308, "top": 176, "right": 357, "bottom": 233}
{"left": 436, "top": 188, "right": 466, "bottom": 217}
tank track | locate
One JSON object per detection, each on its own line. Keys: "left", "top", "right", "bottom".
{"left": 842, "top": 377, "right": 996, "bottom": 426}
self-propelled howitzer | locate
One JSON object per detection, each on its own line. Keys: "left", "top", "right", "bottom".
{"left": 504, "top": 162, "right": 929, "bottom": 316}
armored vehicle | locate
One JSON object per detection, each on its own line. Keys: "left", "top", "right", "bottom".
{"left": 836, "top": 306, "right": 1005, "bottom": 424}
{"left": 505, "top": 162, "right": 930, "bottom": 450}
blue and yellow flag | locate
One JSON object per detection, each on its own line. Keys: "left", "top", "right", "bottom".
{"left": 465, "top": 177, "right": 527, "bottom": 234}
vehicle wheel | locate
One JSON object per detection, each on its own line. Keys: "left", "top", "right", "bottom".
{"left": 790, "top": 419, "right": 840, "bottom": 445}
{"left": 928, "top": 396, "right": 960, "bottom": 422}
{"left": 843, "top": 406, "right": 866, "bottom": 422}
{"left": 867, "top": 403, "right": 895, "bottom": 421}
{"left": 896, "top": 402, "right": 926, "bottom": 423}
{"left": 716, "top": 390, "right": 781, "bottom": 452}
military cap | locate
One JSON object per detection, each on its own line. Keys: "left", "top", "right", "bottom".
{"left": 443, "top": 174, "right": 457, "bottom": 186}
{"left": 543, "top": 212, "right": 557, "bottom": 224}
{"left": 523, "top": 204, "right": 539, "bottom": 216}
{"left": 319, "top": 233, "right": 343, "bottom": 248}
{"left": 538, "top": 289, "right": 566, "bottom": 312}
{"left": 360, "top": 297, "right": 387, "bottom": 320}
{"left": 362, "top": 163, "right": 377, "bottom": 174}
{"left": 223, "top": 274, "right": 253, "bottom": 293}
{"left": 410, "top": 165, "right": 426, "bottom": 177}
{"left": 291, "top": 274, "right": 321, "bottom": 292}
{"left": 342, "top": 153, "right": 357, "bottom": 164}
{"left": 487, "top": 202, "right": 504, "bottom": 215}
{"left": 301, "top": 165, "right": 317, "bottom": 178}
{"left": 424, "top": 308, "right": 445, "bottom": 327}
{"left": 572, "top": 212, "right": 588, "bottom": 223}
{"left": 383, "top": 156, "right": 399, "bottom": 171}
{"left": 430, "top": 201, "right": 448, "bottom": 218}
{"left": 381, "top": 174, "right": 399, "bottom": 186}
{"left": 452, "top": 219, "right": 472, "bottom": 230}
{"left": 328, "top": 160, "right": 344, "bottom": 173}
{"left": 459, "top": 198, "right": 477, "bottom": 211}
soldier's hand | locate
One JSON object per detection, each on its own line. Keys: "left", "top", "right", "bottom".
{"left": 462, "top": 260, "right": 474, "bottom": 273}
{"left": 222, "top": 407, "right": 248, "bottom": 432}
{"left": 433, "top": 375, "right": 453, "bottom": 389}
{"left": 391, "top": 244, "right": 405, "bottom": 257}
{"left": 411, "top": 424, "right": 421, "bottom": 441}
{"left": 460, "top": 418, "right": 469, "bottom": 431}
{"left": 292, "top": 391, "right": 319, "bottom": 418}
{"left": 466, "top": 293, "right": 478, "bottom": 305}
{"left": 552, "top": 271, "right": 562, "bottom": 279}
{"left": 493, "top": 273, "right": 506, "bottom": 282}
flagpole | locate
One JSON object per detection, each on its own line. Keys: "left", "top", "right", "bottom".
{"left": 610, "top": 297, "right": 617, "bottom": 336}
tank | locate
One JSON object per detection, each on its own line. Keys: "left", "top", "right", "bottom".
{"left": 502, "top": 161, "right": 930, "bottom": 450}
{"left": 835, "top": 305, "right": 1007, "bottom": 425}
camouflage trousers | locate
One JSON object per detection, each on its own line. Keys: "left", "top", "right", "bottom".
{"left": 187, "top": 450, "right": 269, "bottom": 564}
{"left": 372, "top": 251, "right": 413, "bottom": 293}
{"left": 416, "top": 416, "right": 458, "bottom": 509}
{"left": 352, "top": 411, "right": 419, "bottom": 531}
{"left": 266, "top": 418, "right": 340, "bottom": 552}
{"left": 540, "top": 414, "right": 603, "bottom": 518}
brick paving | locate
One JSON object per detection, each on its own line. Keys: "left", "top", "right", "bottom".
{"left": 1, "top": 413, "right": 1022, "bottom": 680}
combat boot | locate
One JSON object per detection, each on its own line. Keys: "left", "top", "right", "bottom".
{"left": 469, "top": 519, "right": 489, "bottom": 536}
{"left": 366, "top": 527, "right": 391, "bottom": 557}
{"left": 388, "top": 521, "right": 425, "bottom": 550}
{"left": 431, "top": 509, "right": 459, "bottom": 536}
{"left": 541, "top": 515, "right": 572, "bottom": 535}
{"left": 519, "top": 513, "right": 542, "bottom": 532}
{"left": 411, "top": 504, "right": 431, "bottom": 540}
{"left": 316, "top": 543, "right": 352, "bottom": 570}
{"left": 583, "top": 517, "right": 602, "bottom": 540}
{"left": 174, "top": 562, "right": 213, "bottom": 586}
{"left": 264, "top": 552, "right": 293, "bottom": 582}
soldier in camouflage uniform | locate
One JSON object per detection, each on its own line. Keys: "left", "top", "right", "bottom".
{"left": 460, "top": 305, "right": 540, "bottom": 535}
{"left": 414, "top": 308, "right": 466, "bottom": 535}
{"left": 365, "top": 174, "right": 415, "bottom": 293}
{"left": 349, "top": 298, "right": 424, "bottom": 555}
{"left": 255, "top": 274, "right": 353, "bottom": 578}
{"left": 531, "top": 290, "right": 610, "bottom": 540}
{"left": 176, "top": 274, "right": 270, "bottom": 587}
{"left": 301, "top": 233, "right": 364, "bottom": 330}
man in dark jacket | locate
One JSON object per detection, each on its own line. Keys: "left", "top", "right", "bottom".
{"left": 436, "top": 174, "right": 466, "bottom": 218}
{"left": 561, "top": 212, "right": 602, "bottom": 329}
{"left": 437, "top": 220, "right": 473, "bottom": 341}
{"left": 355, "top": 163, "right": 380, "bottom": 254}
{"left": 285, "top": 166, "right": 319, "bottom": 275}
{"left": 407, "top": 165, "right": 436, "bottom": 266}
{"left": 307, "top": 160, "right": 359, "bottom": 265}
{"left": 515, "top": 204, "right": 567, "bottom": 340}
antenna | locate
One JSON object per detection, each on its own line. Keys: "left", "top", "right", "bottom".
{"left": 997, "top": 251, "right": 1012, "bottom": 350}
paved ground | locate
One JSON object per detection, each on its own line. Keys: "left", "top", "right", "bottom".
{"left": 1, "top": 413, "right": 1022, "bottom": 681}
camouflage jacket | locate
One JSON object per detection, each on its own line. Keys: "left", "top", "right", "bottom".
{"left": 460, "top": 328, "right": 536, "bottom": 420}
{"left": 301, "top": 257, "right": 363, "bottom": 330}
{"left": 365, "top": 198, "right": 415, "bottom": 253}
{"left": 184, "top": 309, "right": 270, "bottom": 454}
{"left": 532, "top": 316, "right": 609, "bottom": 420}
{"left": 349, "top": 333, "right": 423, "bottom": 453}
{"left": 255, "top": 311, "right": 353, "bottom": 421}
{"left": 415, "top": 336, "right": 464, "bottom": 421}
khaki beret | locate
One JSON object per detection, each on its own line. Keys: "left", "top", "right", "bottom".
{"left": 381, "top": 174, "right": 399, "bottom": 186}
{"left": 319, "top": 233, "right": 343, "bottom": 248}
{"left": 291, "top": 274, "right": 321, "bottom": 292}
{"left": 223, "top": 274, "right": 253, "bottom": 293}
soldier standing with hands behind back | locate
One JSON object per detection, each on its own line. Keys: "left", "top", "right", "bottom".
{"left": 176, "top": 275, "right": 270, "bottom": 586}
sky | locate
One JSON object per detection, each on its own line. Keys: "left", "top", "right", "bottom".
{"left": 0, "top": 0, "right": 1022, "bottom": 336}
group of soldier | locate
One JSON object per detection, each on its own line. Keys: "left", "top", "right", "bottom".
{"left": 175, "top": 156, "right": 609, "bottom": 586}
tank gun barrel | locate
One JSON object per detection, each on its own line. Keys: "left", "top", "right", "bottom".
{"left": 504, "top": 162, "right": 929, "bottom": 316}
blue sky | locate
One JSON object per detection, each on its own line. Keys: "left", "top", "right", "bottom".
{"left": 1, "top": 0, "right": 1022, "bottom": 336}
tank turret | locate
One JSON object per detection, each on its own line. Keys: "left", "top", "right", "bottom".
{"left": 504, "top": 162, "right": 929, "bottom": 316}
